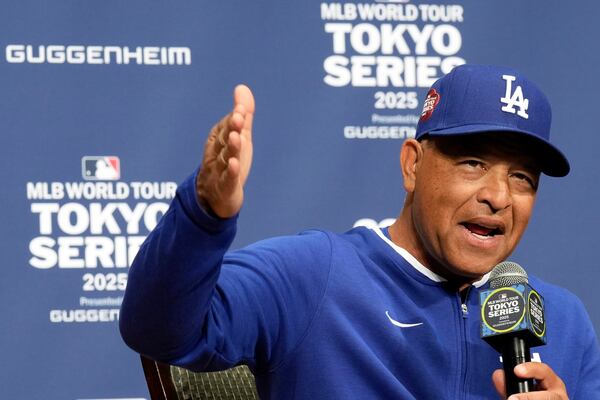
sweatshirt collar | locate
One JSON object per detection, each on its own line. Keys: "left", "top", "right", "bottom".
{"left": 372, "top": 226, "right": 490, "bottom": 288}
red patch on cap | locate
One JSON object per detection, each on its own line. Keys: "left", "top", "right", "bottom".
{"left": 419, "top": 88, "right": 440, "bottom": 122}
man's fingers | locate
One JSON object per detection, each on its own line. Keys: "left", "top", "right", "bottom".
{"left": 197, "top": 85, "right": 254, "bottom": 218}
{"left": 234, "top": 85, "right": 255, "bottom": 115}
{"left": 492, "top": 369, "right": 507, "bottom": 399}
{"left": 492, "top": 363, "right": 568, "bottom": 400}
{"left": 213, "top": 130, "right": 243, "bottom": 199}
{"left": 214, "top": 109, "right": 243, "bottom": 150}
{"left": 513, "top": 363, "right": 566, "bottom": 393}
{"left": 217, "top": 156, "right": 241, "bottom": 197}
{"left": 507, "top": 392, "right": 564, "bottom": 400}
{"left": 216, "top": 131, "right": 242, "bottom": 169}
{"left": 230, "top": 106, "right": 246, "bottom": 131}
{"left": 233, "top": 84, "right": 254, "bottom": 139}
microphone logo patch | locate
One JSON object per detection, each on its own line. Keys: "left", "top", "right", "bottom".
{"left": 528, "top": 290, "right": 546, "bottom": 337}
{"left": 481, "top": 287, "right": 526, "bottom": 333}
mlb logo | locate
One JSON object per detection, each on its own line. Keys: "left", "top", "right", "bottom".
{"left": 82, "top": 156, "right": 121, "bottom": 181}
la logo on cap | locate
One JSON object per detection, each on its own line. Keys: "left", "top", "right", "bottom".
{"left": 501, "top": 75, "right": 529, "bottom": 119}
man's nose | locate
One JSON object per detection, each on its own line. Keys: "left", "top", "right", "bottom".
{"left": 476, "top": 170, "right": 512, "bottom": 212}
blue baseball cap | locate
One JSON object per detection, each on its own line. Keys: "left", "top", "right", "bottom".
{"left": 416, "top": 64, "right": 570, "bottom": 177}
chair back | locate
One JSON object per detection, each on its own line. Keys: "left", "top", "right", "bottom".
{"left": 141, "top": 355, "right": 259, "bottom": 400}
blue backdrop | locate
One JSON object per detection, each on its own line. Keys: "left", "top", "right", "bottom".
{"left": 1, "top": 1, "right": 598, "bottom": 398}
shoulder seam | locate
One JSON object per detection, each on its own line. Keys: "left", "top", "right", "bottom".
{"left": 266, "top": 230, "right": 334, "bottom": 374}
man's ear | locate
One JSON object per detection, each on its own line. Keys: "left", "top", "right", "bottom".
{"left": 400, "top": 139, "right": 424, "bottom": 193}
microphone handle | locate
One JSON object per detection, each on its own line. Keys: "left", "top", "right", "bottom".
{"left": 502, "top": 334, "right": 534, "bottom": 395}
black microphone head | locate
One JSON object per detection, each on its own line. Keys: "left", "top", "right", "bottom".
{"left": 489, "top": 261, "right": 528, "bottom": 288}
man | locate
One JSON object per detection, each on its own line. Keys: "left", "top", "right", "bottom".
{"left": 120, "top": 65, "right": 600, "bottom": 399}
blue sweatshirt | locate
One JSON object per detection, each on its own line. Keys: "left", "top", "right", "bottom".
{"left": 120, "top": 172, "right": 600, "bottom": 399}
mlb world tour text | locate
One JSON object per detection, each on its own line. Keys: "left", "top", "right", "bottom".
{"left": 26, "top": 181, "right": 176, "bottom": 270}
{"left": 26, "top": 180, "right": 175, "bottom": 323}
{"left": 320, "top": 2, "right": 466, "bottom": 140}
{"left": 321, "top": 3, "right": 465, "bottom": 88}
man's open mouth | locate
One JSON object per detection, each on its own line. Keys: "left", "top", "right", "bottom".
{"left": 461, "top": 222, "right": 503, "bottom": 239}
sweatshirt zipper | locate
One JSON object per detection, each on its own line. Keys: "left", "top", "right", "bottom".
{"left": 457, "top": 286, "right": 471, "bottom": 400}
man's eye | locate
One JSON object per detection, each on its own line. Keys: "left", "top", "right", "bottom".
{"left": 512, "top": 173, "right": 537, "bottom": 189}
{"left": 464, "top": 160, "right": 483, "bottom": 168}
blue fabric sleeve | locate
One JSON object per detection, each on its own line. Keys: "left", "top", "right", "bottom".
{"left": 573, "top": 298, "right": 600, "bottom": 399}
{"left": 119, "top": 170, "right": 332, "bottom": 373}
{"left": 532, "top": 277, "right": 600, "bottom": 398}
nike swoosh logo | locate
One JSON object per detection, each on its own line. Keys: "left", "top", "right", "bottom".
{"left": 385, "top": 310, "right": 423, "bottom": 328}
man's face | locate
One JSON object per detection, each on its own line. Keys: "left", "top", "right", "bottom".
{"left": 404, "top": 133, "right": 541, "bottom": 281}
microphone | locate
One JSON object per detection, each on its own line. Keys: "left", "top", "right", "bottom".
{"left": 479, "top": 262, "right": 547, "bottom": 396}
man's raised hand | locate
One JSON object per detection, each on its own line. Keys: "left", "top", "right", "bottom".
{"left": 196, "top": 85, "right": 255, "bottom": 218}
